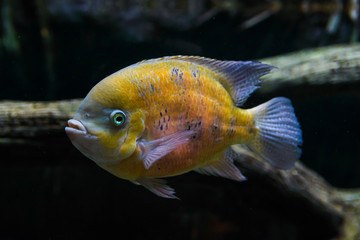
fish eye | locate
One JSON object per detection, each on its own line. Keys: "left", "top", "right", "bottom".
{"left": 110, "top": 110, "right": 126, "bottom": 127}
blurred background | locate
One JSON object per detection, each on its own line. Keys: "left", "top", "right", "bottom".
{"left": 1, "top": 0, "right": 360, "bottom": 239}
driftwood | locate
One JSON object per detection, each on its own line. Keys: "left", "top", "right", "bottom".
{"left": 232, "top": 146, "right": 360, "bottom": 240}
{"left": 1, "top": 44, "right": 360, "bottom": 239}
{"left": 0, "top": 99, "right": 80, "bottom": 138}
{"left": 259, "top": 44, "right": 360, "bottom": 93}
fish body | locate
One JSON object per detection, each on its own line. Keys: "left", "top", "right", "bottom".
{"left": 65, "top": 56, "right": 302, "bottom": 198}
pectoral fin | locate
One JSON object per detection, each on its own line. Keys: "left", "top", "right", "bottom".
{"left": 138, "top": 130, "right": 196, "bottom": 169}
{"left": 135, "top": 177, "right": 178, "bottom": 199}
{"left": 194, "top": 148, "right": 246, "bottom": 181}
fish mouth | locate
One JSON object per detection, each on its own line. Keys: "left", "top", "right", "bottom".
{"left": 65, "top": 118, "right": 124, "bottom": 164}
{"left": 65, "top": 118, "right": 100, "bottom": 162}
{"left": 65, "top": 119, "right": 87, "bottom": 135}
{"left": 65, "top": 119, "right": 97, "bottom": 141}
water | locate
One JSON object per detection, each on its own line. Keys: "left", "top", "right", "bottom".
{"left": 1, "top": 1, "right": 359, "bottom": 239}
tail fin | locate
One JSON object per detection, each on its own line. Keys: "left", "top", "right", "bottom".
{"left": 248, "top": 97, "right": 302, "bottom": 169}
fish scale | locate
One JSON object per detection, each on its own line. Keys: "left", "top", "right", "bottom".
{"left": 97, "top": 61, "right": 255, "bottom": 178}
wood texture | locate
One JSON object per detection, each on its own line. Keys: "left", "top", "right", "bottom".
{"left": 0, "top": 99, "right": 80, "bottom": 137}
{"left": 260, "top": 44, "right": 360, "bottom": 93}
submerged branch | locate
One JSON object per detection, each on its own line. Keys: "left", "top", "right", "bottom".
{"left": 0, "top": 99, "right": 80, "bottom": 137}
{"left": 259, "top": 44, "right": 360, "bottom": 93}
{"left": 233, "top": 145, "right": 360, "bottom": 240}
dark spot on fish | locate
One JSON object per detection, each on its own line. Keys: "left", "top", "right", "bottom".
{"left": 179, "top": 71, "right": 184, "bottom": 81}
{"left": 168, "top": 116, "right": 170, "bottom": 121}
{"left": 163, "top": 117, "right": 165, "bottom": 123}
{"left": 198, "top": 121, "right": 201, "bottom": 126}
{"left": 165, "top": 108, "right": 167, "bottom": 114}
{"left": 171, "top": 68, "right": 179, "bottom": 78}
{"left": 192, "top": 70, "right": 197, "bottom": 78}
{"left": 211, "top": 123, "right": 220, "bottom": 135}
{"left": 188, "top": 126, "right": 191, "bottom": 130}
{"left": 160, "top": 112, "right": 162, "bottom": 117}
{"left": 150, "top": 84, "right": 155, "bottom": 93}
{"left": 192, "top": 135, "right": 196, "bottom": 139}
{"left": 160, "top": 125, "right": 163, "bottom": 131}
{"left": 249, "top": 127, "right": 254, "bottom": 134}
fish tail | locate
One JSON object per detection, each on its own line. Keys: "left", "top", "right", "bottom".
{"left": 247, "top": 97, "right": 302, "bottom": 169}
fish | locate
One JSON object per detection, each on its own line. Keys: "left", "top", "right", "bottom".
{"left": 65, "top": 56, "right": 302, "bottom": 199}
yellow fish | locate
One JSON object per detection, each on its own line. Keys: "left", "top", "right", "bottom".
{"left": 65, "top": 56, "right": 302, "bottom": 198}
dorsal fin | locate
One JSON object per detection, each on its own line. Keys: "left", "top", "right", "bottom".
{"left": 136, "top": 56, "right": 276, "bottom": 106}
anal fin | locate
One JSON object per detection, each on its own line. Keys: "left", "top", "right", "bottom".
{"left": 194, "top": 149, "right": 246, "bottom": 181}
{"left": 135, "top": 177, "right": 179, "bottom": 199}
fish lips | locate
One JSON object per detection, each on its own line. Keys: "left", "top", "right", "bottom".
{"left": 65, "top": 119, "right": 100, "bottom": 161}
{"left": 66, "top": 119, "right": 87, "bottom": 135}
{"left": 65, "top": 119, "right": 96, "bottom": 139}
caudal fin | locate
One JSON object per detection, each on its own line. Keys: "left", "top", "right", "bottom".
{"left": 248, "top": 97, "right": 302, "bottom": 169}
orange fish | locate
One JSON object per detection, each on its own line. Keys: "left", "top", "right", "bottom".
{"left": 65, "top": 56, "right": 302, "bottom": 198}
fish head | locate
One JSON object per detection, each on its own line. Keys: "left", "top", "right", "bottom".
{"left": 65, "top": 74, "right": 145, "bottom": 165}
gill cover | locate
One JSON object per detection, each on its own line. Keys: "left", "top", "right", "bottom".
{"left": 69, "top": 93, "right": 146, "bottom": 164}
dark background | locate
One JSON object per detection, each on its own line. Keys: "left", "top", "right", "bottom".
{"left": 1, "top": 0, "right": 359, "bottom": 239}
